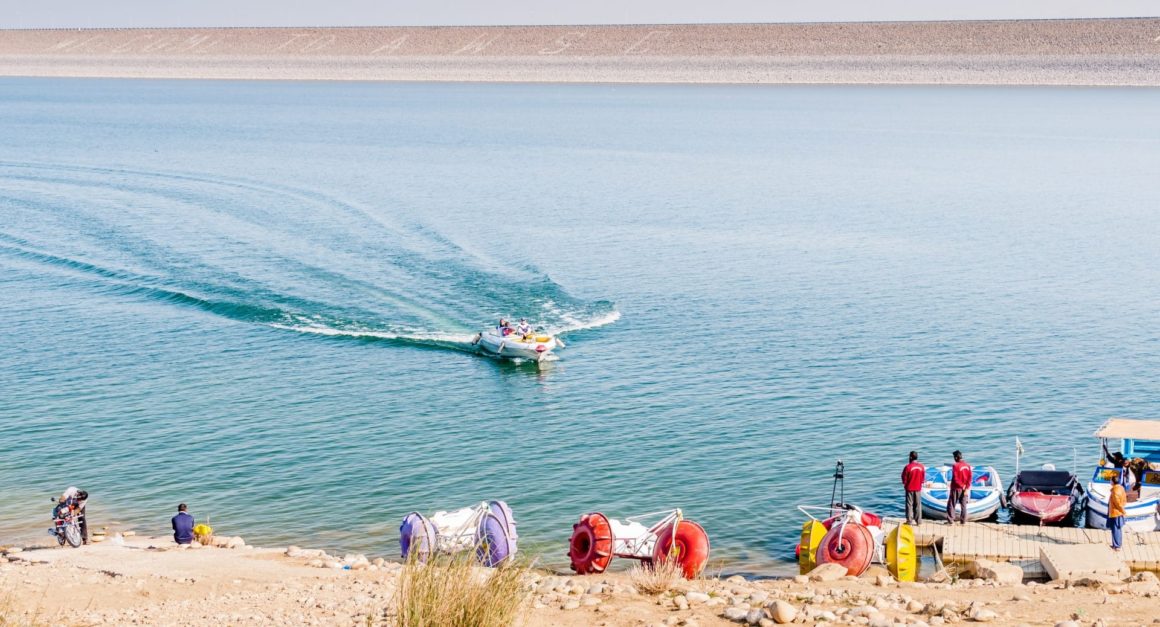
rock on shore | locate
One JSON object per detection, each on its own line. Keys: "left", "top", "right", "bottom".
{"left": 2, "top": 539, "right": 1159, "bottom": 626}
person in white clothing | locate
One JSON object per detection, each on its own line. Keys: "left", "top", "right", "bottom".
{"left": 56, "top": 486, "right": 90, "bottom": 544}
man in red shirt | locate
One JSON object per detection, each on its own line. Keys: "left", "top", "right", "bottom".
{"left": 901, "top": 451, "right": 926, "bottom": 525}
{"left": 947, "top": 450, "right": 972, "bottom": 524}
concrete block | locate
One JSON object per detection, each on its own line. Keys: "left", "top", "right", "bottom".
{"left": 1040, "top": 544, "right": 1130, "bottom": 583}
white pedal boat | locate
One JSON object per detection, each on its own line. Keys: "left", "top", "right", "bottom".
{"left": 474, "top": 327, "right": 564, "bottom": 362}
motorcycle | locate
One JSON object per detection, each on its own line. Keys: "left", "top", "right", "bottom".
{"left": 48, "top": 497, "right": 86, "bottom": 548}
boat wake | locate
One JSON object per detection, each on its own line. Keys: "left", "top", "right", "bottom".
{"left": 269, "top": 307, "right": 619, "bottom": 352}
{"left": 0, "top": 160, "right": 618, "bottom": 356}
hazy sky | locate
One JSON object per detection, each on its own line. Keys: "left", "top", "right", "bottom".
{"left": 2, "top": 0, "right": 1157, "bottom": 29}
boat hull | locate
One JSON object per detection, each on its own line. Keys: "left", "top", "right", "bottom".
{"left": 1009, "top": 492, "right": 1075, "bottom": 525}
{"left": 919, "top": 465, "right": 1003, "bottom": 522}
{"left": 1085, "top": 489, "right": 1160, "bottom": 532}
{"left": 476, "top": 330, "right": 561, "bottom": 361}
{"left": 919, "top": 496, "right": 1001, "bottom": 522}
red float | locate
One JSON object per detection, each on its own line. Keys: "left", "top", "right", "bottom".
{"left": 568, "top": 512, "right": 613, "bottom": 574}
{"left": 815, "top": 522, "right": 875, "bottom": 576}
{"left": 652, "top": 520, "right": 711, "bottom": 579}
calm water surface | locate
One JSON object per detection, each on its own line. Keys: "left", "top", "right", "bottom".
{"left": 1, "top": 79, "right": 1159, "bottom": 575}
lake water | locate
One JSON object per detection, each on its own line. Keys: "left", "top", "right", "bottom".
{"left": 1, "top": 79, "right": 1158, "bottom": 575}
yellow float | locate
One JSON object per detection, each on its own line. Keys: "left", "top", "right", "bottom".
{"left": 885, "top": 523, "right": 918, "bottom": 582}
{"left": 797, "top": 519, "right": 827, "bottom": 575}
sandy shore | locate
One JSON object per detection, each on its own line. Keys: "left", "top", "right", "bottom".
{"left": 1, "top": 20, "right": 1159, "bottom": 85}
{"left": 3, "top": 536, "right": 1159, "bottom": 626}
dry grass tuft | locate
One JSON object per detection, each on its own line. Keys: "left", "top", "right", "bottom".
{"left": 0, "top": 593, "right": 44, "bottom": 627}
{"left": 629, "top": 559, "right": 684, "bottom": 595}
{"left": 391, "top": 551, "right": 530, "bottom": 627}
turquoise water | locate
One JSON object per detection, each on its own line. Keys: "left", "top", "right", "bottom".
{"left": 1, "top": 79, "right": 1159, "bottom": 575}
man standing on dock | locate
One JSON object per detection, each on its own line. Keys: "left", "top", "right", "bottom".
{"left": 1108, "top": 481, "right": 1127, "bottom": 551}
{"left": 901, "top": 451, "right": 925, "bottom": 525}
{"left": 947, "top": 450, "right": 972, "bottom": 524}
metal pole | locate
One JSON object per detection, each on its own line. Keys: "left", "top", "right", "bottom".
{"left": 1015, "top": 438, "right": 1020, "bottom": 478}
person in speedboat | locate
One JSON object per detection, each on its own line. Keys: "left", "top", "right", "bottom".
{"left": 516, "top": 318, "right": 532, "bottom": 338}
{"left": 498, "top": 319, "right": 514, "bottom": 337}
{"left": 1103, "top": 451, "right": 1138, "bottom": 492}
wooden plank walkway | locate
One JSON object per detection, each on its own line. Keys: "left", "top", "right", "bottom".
{"left": 882, "top": 518, "right": 1160, "bottom": 574}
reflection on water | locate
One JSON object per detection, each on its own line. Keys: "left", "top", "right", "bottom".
{"left": 1, "top": 80, "right": 1159, "bottom": 575}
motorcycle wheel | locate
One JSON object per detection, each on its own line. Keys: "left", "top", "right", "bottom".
{"left": 56, "top": 531, "right": 65, "bottom": 546}
{"left": 64, "top": 523, "right": 83, "bottom": 548}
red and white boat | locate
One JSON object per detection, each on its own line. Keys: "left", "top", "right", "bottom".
{"left": 1007, "top": 468, "right": 1083, "bottom": 525}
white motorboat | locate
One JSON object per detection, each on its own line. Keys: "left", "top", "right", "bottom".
{"left": 1085, "top": 418, "right": 1160, "bottom": 532}
{"left": 473, "top": 325, "right": 564, "bottom": 362}
{"left": 919, "top": 465, "right": 1004, "bottom": 521}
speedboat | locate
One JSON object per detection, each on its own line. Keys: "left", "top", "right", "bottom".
{"left": 919, "top": 465, "right": 1003, "bottom": 521}
{"left": 1085, "top": 418, "right": 1160, "bottom": 532}
{"left": 1007, "top": 467, "right": 1083, "bottom": 525}
{"left": 473, "top": 325, "right": 564, "bottom": 362}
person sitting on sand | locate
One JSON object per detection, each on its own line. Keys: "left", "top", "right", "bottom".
{"left": 516, "top": 318, "right": 532, "bottom": 337}
{"left": 172, "top": 503, "right": 195, "bottom": 545}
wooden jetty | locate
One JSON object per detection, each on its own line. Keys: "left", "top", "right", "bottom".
{"left": 882, "top": 518, "right": 1160, "bottom": 579}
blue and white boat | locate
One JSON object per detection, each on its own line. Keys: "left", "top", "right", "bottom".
{"left": 920, "top": 465, "right": 1004, "bottom": 521}
{"left": 1085, "top": 418, "right": 1160, "bottom": 532}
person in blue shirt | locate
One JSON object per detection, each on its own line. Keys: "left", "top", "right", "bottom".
{"left": 172, "top": 503, "right": 195, "bottom": 545}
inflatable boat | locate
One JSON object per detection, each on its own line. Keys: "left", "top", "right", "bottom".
{"left": 919, "top": 465, "right": 1004, "bottom": 521}
{"left": 473, "top": 326, "right": 564, "bottom": 362}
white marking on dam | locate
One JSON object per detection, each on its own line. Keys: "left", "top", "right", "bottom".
{"left": 539, "top": 31, "right": 587, "bottom": 55}
{"left": 455, "top": 34, "right": 499, "bottom": 55}
{"left": 625, "top": 30, "right": 670, "bottom": 54}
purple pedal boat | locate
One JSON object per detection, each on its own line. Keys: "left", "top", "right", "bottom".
{"left": 400, "top": 500, "right": 518, "bottom": 567}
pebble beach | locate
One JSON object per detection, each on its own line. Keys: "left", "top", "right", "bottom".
{"left": 0, "top": 19, "right": 1159, "bottom": 84}
{"left": 3, "top": 535, "right": 1160, "bottom": 626}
